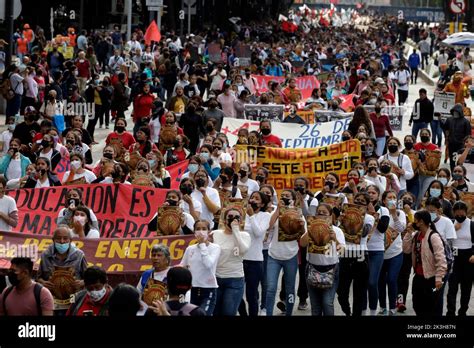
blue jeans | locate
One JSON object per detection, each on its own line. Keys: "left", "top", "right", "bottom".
{"left": 411, "top": 122, "right": 428, "bottom": 141}
{"left": 214, "top": 277, "right": 245, "bottom": 316}
{"left": 368, "top": 250, "right": 385, "bottom": 311}
{"left": 265, "top": 254, "right": 298, "bottom": 316}
{"left": 243, "top": 260, "right": 263, "bottom": 316}
{"left": 430, "top": 120, "right": 443, "bottom": 148}
{"left": 6, "top": 94, "right": 21, "bottom": 118}
{"left": 376, "top": 137, "right": 386, "bottom": 157}
{"left": 378, "top": 253, "right": 403, "bottom": 310}
{"left": 260, "top": 249, "right": 269, "bottom": 310}
{"left": 307, "top": 264, "right": 339, "bottom": 316}
{"left": 191, "top": 287, "right": 217, "bottom": 316}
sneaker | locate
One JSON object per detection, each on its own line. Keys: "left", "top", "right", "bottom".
{"left": 259, "top": 308, "right": 267, "bottom": 316}
{"left": 397, "top": 303, "right": 406, "bottom": 313}
{"left": 276, "top": 301, "right": 286, "bottom": 314}
{"left": 106, "top": 125, "right": 109, "bottom": 129}
{"left": 378, "top": 308, "right": 388, "bottom": 316}
{"left": 297, "top": 301, "right": 308, "bottom": 310}
{"left": 99, "top": 125, "right": 103, "bottom": 128}
{"left": 389, "top": 309, "right": 397, "bottom": 316}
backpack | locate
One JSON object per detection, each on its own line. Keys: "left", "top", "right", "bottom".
{"left": 0, "top": 76, "right": 18, "bottom": 100}
{"left": 426, "top": 230, "right": 454, "bottom": 276}
{"left": 2, "top": 283, "right": 43, "bottom": 315}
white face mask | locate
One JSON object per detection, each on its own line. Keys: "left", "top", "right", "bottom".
{"left": 71, "top": 160, "right": 81, "bottom": 170}
{"left": 73, "top": 215, "right": 87, "bottom": 226}
{"left": 88, "top": 287, "right": 107, "bottom": 302}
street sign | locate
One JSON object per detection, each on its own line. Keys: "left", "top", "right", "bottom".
{"left": 0, "top": 0, "right": 22, "bottom": 21}
{"left": 183, "top": 7, "right": 196, "bottom": 15}
{"left": 146, "top": 0, "right": 163, "bottom": 6}
{"left": 184, "top": 0, "right": 196, "bottom": 6}
{"left": 148, "top": 6, "right": 160, "bottom": 11}
{"left": 449, "top": 0, "right": 466, "bottom": 14}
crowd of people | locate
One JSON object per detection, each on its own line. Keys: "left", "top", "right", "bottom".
{"left": 0, "top": 6, "right": 473, "bottom": 317}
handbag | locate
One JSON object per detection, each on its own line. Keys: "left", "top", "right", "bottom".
{"left": 305, "top": 263, "right": 336, "bottom": 290}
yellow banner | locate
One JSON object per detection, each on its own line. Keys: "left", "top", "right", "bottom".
{"left": 235, "top": 140, "right": 361, "bottom": 193}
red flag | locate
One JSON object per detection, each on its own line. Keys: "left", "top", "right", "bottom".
{"left": 338, "top": 93, "right": 355, "bottom": 112}
{"left": 144, "top": 20, "right": 161, "bottom": 45}
{"left": 282, "top": 21, "right": 298, "bottom": 33}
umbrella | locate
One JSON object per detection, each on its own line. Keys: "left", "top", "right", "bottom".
{"left": 442, "top": 32, "right": 474, "bottom": 47}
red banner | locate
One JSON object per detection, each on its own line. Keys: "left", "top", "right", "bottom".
{"left": 6, "top": 184, "right": 168, "bottom": 238}
{"left": 252, "top": 74, "right": 320, "bottom": 100}
{"left": 0, "top": 231, "right": 195, "bottom": 274}
{"left": 167, "top": 160, "right": 189, "bottom": 190}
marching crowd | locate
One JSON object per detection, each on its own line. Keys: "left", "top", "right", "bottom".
{"left": 0, "top": 7, "right": 473, "bottom": 317}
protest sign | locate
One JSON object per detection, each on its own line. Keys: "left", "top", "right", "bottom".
{"left": 222, "top": 118, "right": 351, "bottom": 149}
{"left": 234, "top": 140, "right": 361, "bottom": 193}
{"left": 284, "top": 110, "right": 315, "bottom": 124}
{"left": 167, "top": 160, "right": 189, "bottom": 189}
{"left": 363, "top": 105, "right": 406, "bottom": 131}
{"left": 252, "top": 75, "right": 320, "bottom": 100}
{"left": 244, "top": 104, "right": 285, "bottom": 121}
{"left": 235, "top": 43, "right": 251, "bottom": 67}
{"left": 208, "top": 43, "right": 223, "bottom": 63}
{"left": 0, "top": 231, "right": 195, "bottom": 274}
{"left": 6, "top": 184, "right": 168, "bottom": 237}
{"left": 433, "top": 91, "right": 456, "bottom": 116}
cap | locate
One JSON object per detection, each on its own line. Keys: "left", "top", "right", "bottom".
{"left": 25, "top": 106, "right": 37, "bottom": 114}
{"left": 375, "top": 77, "right": 384, "bottom": 84}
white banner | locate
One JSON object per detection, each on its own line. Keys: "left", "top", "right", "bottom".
{"left": 433, "top": 91, "right": 456, "bottom": 116}
{"left": 222, "top": 118, "right": 351, "bottom": 149}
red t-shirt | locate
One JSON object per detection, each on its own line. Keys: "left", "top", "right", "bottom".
{"left": 0, "top": 282, "right": 54, "bottom": 316}
{"left": 133, "top": 94, "right": 155, "bottom": 120}
{"left": 414, "top": 143, "right": 439, "bottom": 152}
{"left": 262, "top": 134, "right": 283, "bottom": 148}
{"left": 370, "top": 112, "right": 393, "bottom": 138}
{"left": 106, "top": 132, "right": 136, "bottom": 150}
{"left": 414, "top": 232, "right": 424, "bottom": 276}
{"left": 76, "top": 60, "right": 91, "bottom": 78}
{"left": 66, "top": 290, "right": 111, "bottom": 316}
{"left": 173, "top": 148, "right": 187, "bottom": 162}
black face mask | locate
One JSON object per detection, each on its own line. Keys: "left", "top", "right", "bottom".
{"left": 361, "top": 145, "right": 366, "bottom": 152}
{"left": 404, "top": 142, "right": 413, "bottom": 150}
{"left": 282, "top": 197, "right": 291, "bottom": 206}
{"left": 66, "top": 139, "right": 75, "bottom": 146}
{"left": 250, "top": 202, "right": 260, "bottom": 211}
{"left": 420, "top": 136, "right": 430, "bottom": 143}
{"left": 375, "top": 107, "right": 382, "bottom": 113}
{"left": 261, "top": 128, "right": 271, "bottom": 136}
{"left": 167, "top": 199, "right": 178, "bottom": 206}
{"left": 341, "top": 136, "right": 350, "bottom": 142}
{"left": 227, "top": 216, "right": 240, "bottom": 228}
{"left": 380, "top": 165, "right": 391, "bottom": 174}
{"left": 455, "top": 215, "right": 466, "bottom": 223}
{"left": 7, "top": 270, "right": 20, "bottom": 287}
{"left": 239, "top": 170, "right": 247, "bottom": 178}
{"left": 103, "top": 153, "right": 114, "bottom": 160}
{"left": 324, "top": 181, "right": 334, "bottom": 190}
{"left": 69, "top": 198, "right": 80, "bottom": 207}
{"left": 388, "top": 145, "right": 399, "bottom": 154}
{"left": 115, "top": 126, "right": 125, "bottom": 133}
{"left": 180, "top": 185, "right": 193, "bottom": 195}
{"left": 412, "top": 222, "right": 419, "bottom": 231}
{"left": 295, "top": 186, "right": 306, "bottom": 194}
{"left": 40, "top": 169, "right": 47, "bottom": 176}
{"left": 195, "top": 178, "right": 206, "bottom": 188}
{"left": 41, "top": 140, "right": 50, "bottom": 148}
{"left": 206, "top": 125, "right": 214, "bottom": 132}
{"left": 256, "top": 175, "right": 265, "bottom": 183}
{"left": 402, "top": 200, "right": 413, "bottom": 208}
{"left": 112, "top": 170, "right": 122, "bottom": 179}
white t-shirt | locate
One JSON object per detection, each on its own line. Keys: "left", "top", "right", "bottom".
{"left": 378, "top": 154, "right": 414, "bottom": 191}
{"left": 35, "top": 178, "right": 51, "bottom": 188}
{"left": 62, "top": 169, "right": 97, "bottom": 184}
{"left": 452, "top": 218, "right": 472, "bottom": 250}
{"left": 212, "top": 152, "right": 232, "bottom": 165}
{"left": 395, "top": 69, "right": 410, "bottom": 91}
{"left": 243, "top": 211, "right": 271, "bottom": 261}
{"left": 367, "top": 206, "right": 390, "bottom": 252}
{"left": 307, "top": 225, "right": 346, "bottom": 266}
{"left": 237, "top": 178, "right": 259, "bottom": 199}
{"left": 384, "top": 210, "right": 407, "bottom": 260}
{"left": 434, "top": 216, "right": 457, "bottom": 241}
{"left": 0, "top": 195, "right": 17, "bottom": 232}
{"left": 268, "top": 218, "right": 306, "bottom": 261}
{"left": 181, "top": 243, "right": 221, "bottom": 288}
{"left": 0, "top": 130, "right": 13, "bottom": 156}
{"left": 213, "top": 229, "right": 251, "bottom": 278}
{"left": 180, "top": 199, "right": 203, "bottom": 216}
{"left": 5, "top": 156, "right": 22, "bottom": 181}
{"left": 72, "top": 228, "right": 100, "bottom": 239}
{"left": 191, "top": 187, "right": 221, "bottom": 228}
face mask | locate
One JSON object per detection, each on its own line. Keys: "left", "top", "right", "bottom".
{"left": 89, "top": 287, "right": 107, "bottom": 302}
{"left": 402, "top": 200, "right": 413, "bottom": 208}
{"left": 188, "top": 164, "right": 199, "bottom": 174}
{"left": 95, "top": 80, "right": 100, "bottom": 85}
{"left": 148, "top": 159, "right": 157, "bottom": 168}
{"left": 375, "top": 107, "right": 382, "bottom": 113}
{"left": 295, "top": 186, "right": 306, "bottom": 194}
{"left": 360, "top": 145, "right": 366, "bottom": 152}
{"left": 452, "top": 174, "right": 463, "bottom": 181}
{"left": 388, "top": 145, "right": 399, "bottom": 154}
{"left": 167, "top": 199, "right": 178, "bottom": 206}
{"left": 239, "top": 170, "right": 247, "bottom": 178}
{"left": 380, "top": 165, "right": 391, "bottom": 174}
{"left": 115, "top": 126, "right": 125, "bottom": 133}
{"left": 40, "top": 169, "right": 47, "bottom": 176}
{"left": 404, "top": 142, "right": 413, "bottom": 150}
{"left": 220, "top": 175, "right": 229, "bottom": 184}
{"left": 430, "top": 212, "right": 438, "bottom": 222}
{"left": 213, "top": 146, "right": 222, "bottom": 152}
{"left": 227, "top": 216, "right": 240, "bottom": 228}
{"left": 420, "top": 136, "right": 430, "bottom": 143}
{"left": 200, "top": 152, "right": 210, "bottom": 160}
{"left": 430, "top": 188, "right": 441, "bottom": 198}
{"left": 112, "top": 170, "right": 121, "bottom": 179}
{"left": 103, "top": 153, "right": 114, "bottom": 160}
{"left": 455, "top": 215, "right": 467, "bottom": 223}
{"left": 261, "top": 128, "right": 271, "bottom": 136}
{"left": 412, "top": 222, "right": 419, "bottom": 231}
{"left": 358, "top": 169, "right": 365, "bottom": 176}
{"left": 325, "top": 181, "right": 334, "bottom": 190}
{"left": 206, "top": 125, "right": 214, "bottom": 132}
{"left": 180, "top": 185, "right": 193, "bottom": 195}
{"left": 55, "top": 242, "right": 70, "bottom": 254}
{"left": 71, "top": 160, "right": 81, "bottom": 170}
{"left": 7, "top": 270, "right": 20, "bottom": 287}
{"left": 438, "top": 177, "right": 448, "bottom": 186}
{"left": 73, "top": 215, "right": 87, "bottom": 226}
{"left": 250, "top": 202, "right": 260, "bottom": 211}
{"left": 341, "top": 136, "right": 350, "bottom": 142}
{"left": 365, "top": 146, "right": 374, "bottom": 154}
{"left": 195, "top": 178, "right": 206, "bottom": 188}
{"left": 256, "top": 175, "right": 265, "bottom": 183}
{"left": 41, "top": 140, "right": 50, "bottom": 148}
{"left": 8, "top": 124, "right": 15, "bottom": 131}
{"left": 195, "top": 230, "right": 208, "bottom": 242}
{"left": 53, "top": 136, "right": 60, "bottom": 144}
{"left": 282, "top": 197, "right": 291, "bottom": 206}
{"left": 351, "top": 177, "right": 360, "bottom": 185}
{"left": 387, "top": 199, "right": 397, "bottom": 209}
{"left": 69, "top": 198, "right": 80, "bottom": 207}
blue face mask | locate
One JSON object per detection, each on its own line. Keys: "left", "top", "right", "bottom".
{"left": 430, "top": 212, "right": 438, "bottom": 222}
{"left": 55, "top": 242, "right": 70, "bottom": 254}
{"left": 438, "top": 177, "right": 448, "bottom": 186}
{"left": 201, "top": 152, "right": 210, "bottom": 160}
{"left": 188, "top": 164, "right": 199, "bottom": 174}
{"left": 430, "top": 188, "right": 441, "bottom": 198}
{"left": 148, "top": 160, "right": 157, "bottom": 168}
{"left": 358, "top": 169, "right": 365, "bottom": 177}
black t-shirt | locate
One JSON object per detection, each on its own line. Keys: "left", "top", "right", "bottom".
{"left": 456, "top": 148, "right": 474, "bottom": 164}
{"left": 12, "top": 122, "right": 41, "bottom": 147}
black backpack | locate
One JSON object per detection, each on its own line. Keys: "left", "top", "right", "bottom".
{"left": 2, "top": 283, "right": 43, "bottom": 315}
